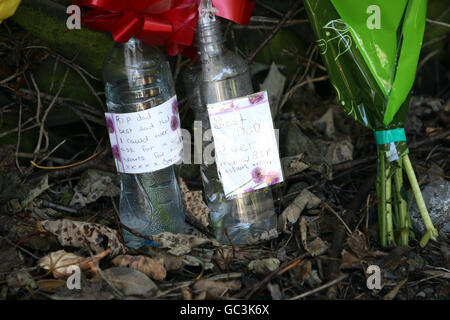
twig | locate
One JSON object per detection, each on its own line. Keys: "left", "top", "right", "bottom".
{"left": 41, "top": 200, "right": 78, "bottom": 214}
{"left": 19, "top": 89, "right": 104, "bottom": 118}
{"left": 26, "top": 147, "right": 112, "bottom": 184}
{"left": 37, "top": 139, "right": 66, "bottom": 165}
{"left": 15, "top": 98, "right": 23, "bottom": 174}
{"left": 109, "top": 197, "right": 123, "bottom": 243}
{"left": 326, "top": 174, "right": 376, "bottom": 280}
{"left": 0, "top": 119, "right": 39, "bottom": 138}
{"left": 426, "top": 18, "right": 450, "bottom": 29}
{"left": 289, "top": 274, "right": 348, "bottom": 300}
{"left": 186, "top": 216, "right": 215, "bottom": 239}
{"left": 33, "top": 67, "right": 70, "bottom": 157}
{"left": 31, "top": 149, "right": 103, "bottom": 170}
{"left": 24, "top": 45, "right": 100, "bottom": 81}
{"left": 70, "top": 107, "right": 99, "bottom": 143}
{"left": 49, "top": 56, "right": 59, "bottom": 93}
{"left": 0, "top": 236, "right": 40, "bottom": 260}
{"left": 17, "top": 152, "right": 70, "bottom": 165}
{"left": 29, "top": 73, "right": 42, "bottom": 124}
{"left": 240, "top": 253, "right": 309, "bottom": 299}
{"left": 277, "top": 46, "right": 319, "bottom": 117}
{"left": 322, "top": 201, "right": 352, "bottom": 235}
{"left": 287, "top": 129, "right": 450, "bottom": 183}
{"left": 0, "top": 69, "right": 25, "bottom": 84}
{"left": 279, "top": 75, "right": 329, "bottom": 111}
{"left": 87, "top": 250, "right": 124, "bottom": 299}
{"left": 254, "top": 0, "right": 283, "bottom": 16}
{"left": 409, "top": 129, "right": 450, "bottom": 149}
{"left": 247, "top": 0, "right": 303, "bottom": 64}
{"left": 417, "top": 49, "right": 441, "bottom": 72}
{"left": 103, "top": 215, "right": 155, "bottom": 244}
{"left": 72, "top": 66, "right": 106, "bottom": 112}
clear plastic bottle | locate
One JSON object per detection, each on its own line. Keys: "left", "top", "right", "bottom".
{"left": 103, "top": 38, "right": 185, "bottom": 248}
{"left": 184, "top": 2, "right": 278, "bottom": 245}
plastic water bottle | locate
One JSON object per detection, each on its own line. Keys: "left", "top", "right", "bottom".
{"left": 183, "top": 2, "right": 278, "bottom": 245}
{"left": 103, "top": 38, "right": 185, "bottom": 248}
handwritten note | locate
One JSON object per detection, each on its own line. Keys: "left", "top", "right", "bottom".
{"left": 105, "top": 96, "right": 183, "bottom": 174}
{"left": 207, "top": 91, "right": 283, "bottom": 198}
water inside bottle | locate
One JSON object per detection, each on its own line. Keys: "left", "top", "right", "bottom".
{"left": 104, "top": 43, "right": 185, "bottom": 248}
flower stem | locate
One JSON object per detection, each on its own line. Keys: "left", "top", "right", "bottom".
{"left": 393, "top": 159, "right": 409, "bottom": 246}
{"left": 377, "top": 148, "right": 387, "bottom": 247}
{"left": 402, "top": 154, "right": 438, "bottom": 247}
{"left": 385, "top": 166, "right": 395, "bottom": 246}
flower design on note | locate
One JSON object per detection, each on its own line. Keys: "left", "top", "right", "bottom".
{"left": 248, "top": 92, "right": 264, "bottom": 105}
{"left": 251, "top": 167, "right": 266, "bottom": 184}
{"left": 105, "top": 115, "right": 115, "bottom": 134}
{"left": 265, "top": 171, "right": 281, "bottom": 186}
{"left": 170, "top": 115, "right": 179, "bottom": 131}
{"left": 172, "top": 99, "right": 178, "bottom": 114}
{"left": 111, "top": 145, "right": 121, "bottom": 161}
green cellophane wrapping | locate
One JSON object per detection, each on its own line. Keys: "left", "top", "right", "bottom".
{"left": 304, "top": 0, "right": 438, "bottom": 247}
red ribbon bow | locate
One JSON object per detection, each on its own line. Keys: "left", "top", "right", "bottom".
{"left": 74, "top": 0, "right": 255, "bottom": 57}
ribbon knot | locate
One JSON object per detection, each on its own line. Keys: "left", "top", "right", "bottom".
{"left": 75, "top": 0, "right": 255, "bottom": 57}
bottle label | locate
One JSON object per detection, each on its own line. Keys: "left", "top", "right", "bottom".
{"left": 207, "top": 91, "right": 284, "bottom": 198}
{"left": 105, "top": 96, "right": 183, "bottom": 174}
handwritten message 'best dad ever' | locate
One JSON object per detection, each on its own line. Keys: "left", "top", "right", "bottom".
{"left": 105, "top": 96, "right": 183, "bottom": 174}
{"left": 207, "top": 91, "right": 284, "bottom": 198}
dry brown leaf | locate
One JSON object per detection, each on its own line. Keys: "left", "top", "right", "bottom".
{"left": 267, "top": 282, "right": 282, "bottom": 300}
{"left": 41, "top": 219, "right": 127, "bottom": 256}
{"left": 6, "top": 271, "right": 36, "bottom": 290}
{"left": 279, "top": 189, "right": 321, "bottom": 233}
{"left": 281, "top": 154, "right": 310, "bottom": 177}
{"left": 299, "top": 216, "right": 329, "bottom": 256}
{"left": 300, "top": 216, "right": 308, "bottom": 249}
{"left": 306, "top": 237, "right": 329, "bottom": 257}
{"left": 36, "top": 279, "right": 66, "bottom": 293}
{"left": 184, "top": 249, "right": 215, "bottom": 270}
{"left": 37, "top": 249, "right": 110, "bottom": 278}
{"left": 70, "top": 169, "right": 120, "bottom": 208}
{"left": 248, "top": 258, "right": 280, "bottom": 275}
{"left": 294, "top": 260, "right": 312, "bottom": 283}
{"left": 178, "top": 177, "right": 210, "bottom": 228}
{"left": 149, "top": 232, "right": 219, "bottom": 256}
{"left": 181, "top": 286, "right": 192, "bottom": 300}
{"left": 140, "top": 246, "right": 184, "bottom": 271}
{"left": 347, "top": 231, "right": 368, "bottom": 258}
{"left": 112, "top": 255, "right": 166, "bottom": 281}
{"left": 214, "top": 248, "right": 234, "bottom": 270}
{"left": 193, "top": 279, "right": 241, "bottom": 297}
{"left": 101, "top": 267, "right": 157, "bottom": 297}
{"left": 378, "top": 246, "right": 412, "bottom": 270}
{"left": 246, "top": 228, "right": 279, "bottom": 244}
{"left": 340, "top": 249, "right": 361, "bottom": 270}
{"left": 195, "top": 291, "right": 207, "bottom": 300}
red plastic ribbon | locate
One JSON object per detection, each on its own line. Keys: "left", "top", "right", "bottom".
{"left": 74, "top": 0, "right": 255, "bottom": 56}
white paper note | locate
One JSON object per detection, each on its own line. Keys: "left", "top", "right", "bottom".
{"left": 105, "top": 96, "right": 183, "bottom": 174}
{"left": 207, "top": 91, "right": 283, "bottom": 198}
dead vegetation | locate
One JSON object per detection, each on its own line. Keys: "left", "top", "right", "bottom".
{"left": 0, "top": 0, "right": 449, "bottom": 300}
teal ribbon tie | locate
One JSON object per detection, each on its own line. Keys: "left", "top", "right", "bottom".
{"left": 374, "top": 128, "right": 406, "bottom": 145}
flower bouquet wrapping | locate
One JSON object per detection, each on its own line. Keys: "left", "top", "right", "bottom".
{"left": 304, "top": 0, "right": 438, "bottom": 247}
{"left": 0, "top": 0, "right": 21, "bottom": 24}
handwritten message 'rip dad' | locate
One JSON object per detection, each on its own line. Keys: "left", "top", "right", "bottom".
{"left": 207, "top": 91, "right": 284, "bottom": 198}
{"left": 105, "top": 96, "right": 183, "bottom": 174}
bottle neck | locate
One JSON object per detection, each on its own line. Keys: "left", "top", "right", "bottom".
{"left": 121, "top": 37, "right": 145, "bottom": 68}
{"left": 197, "top": 6, "right": 225, "bottom": 59}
